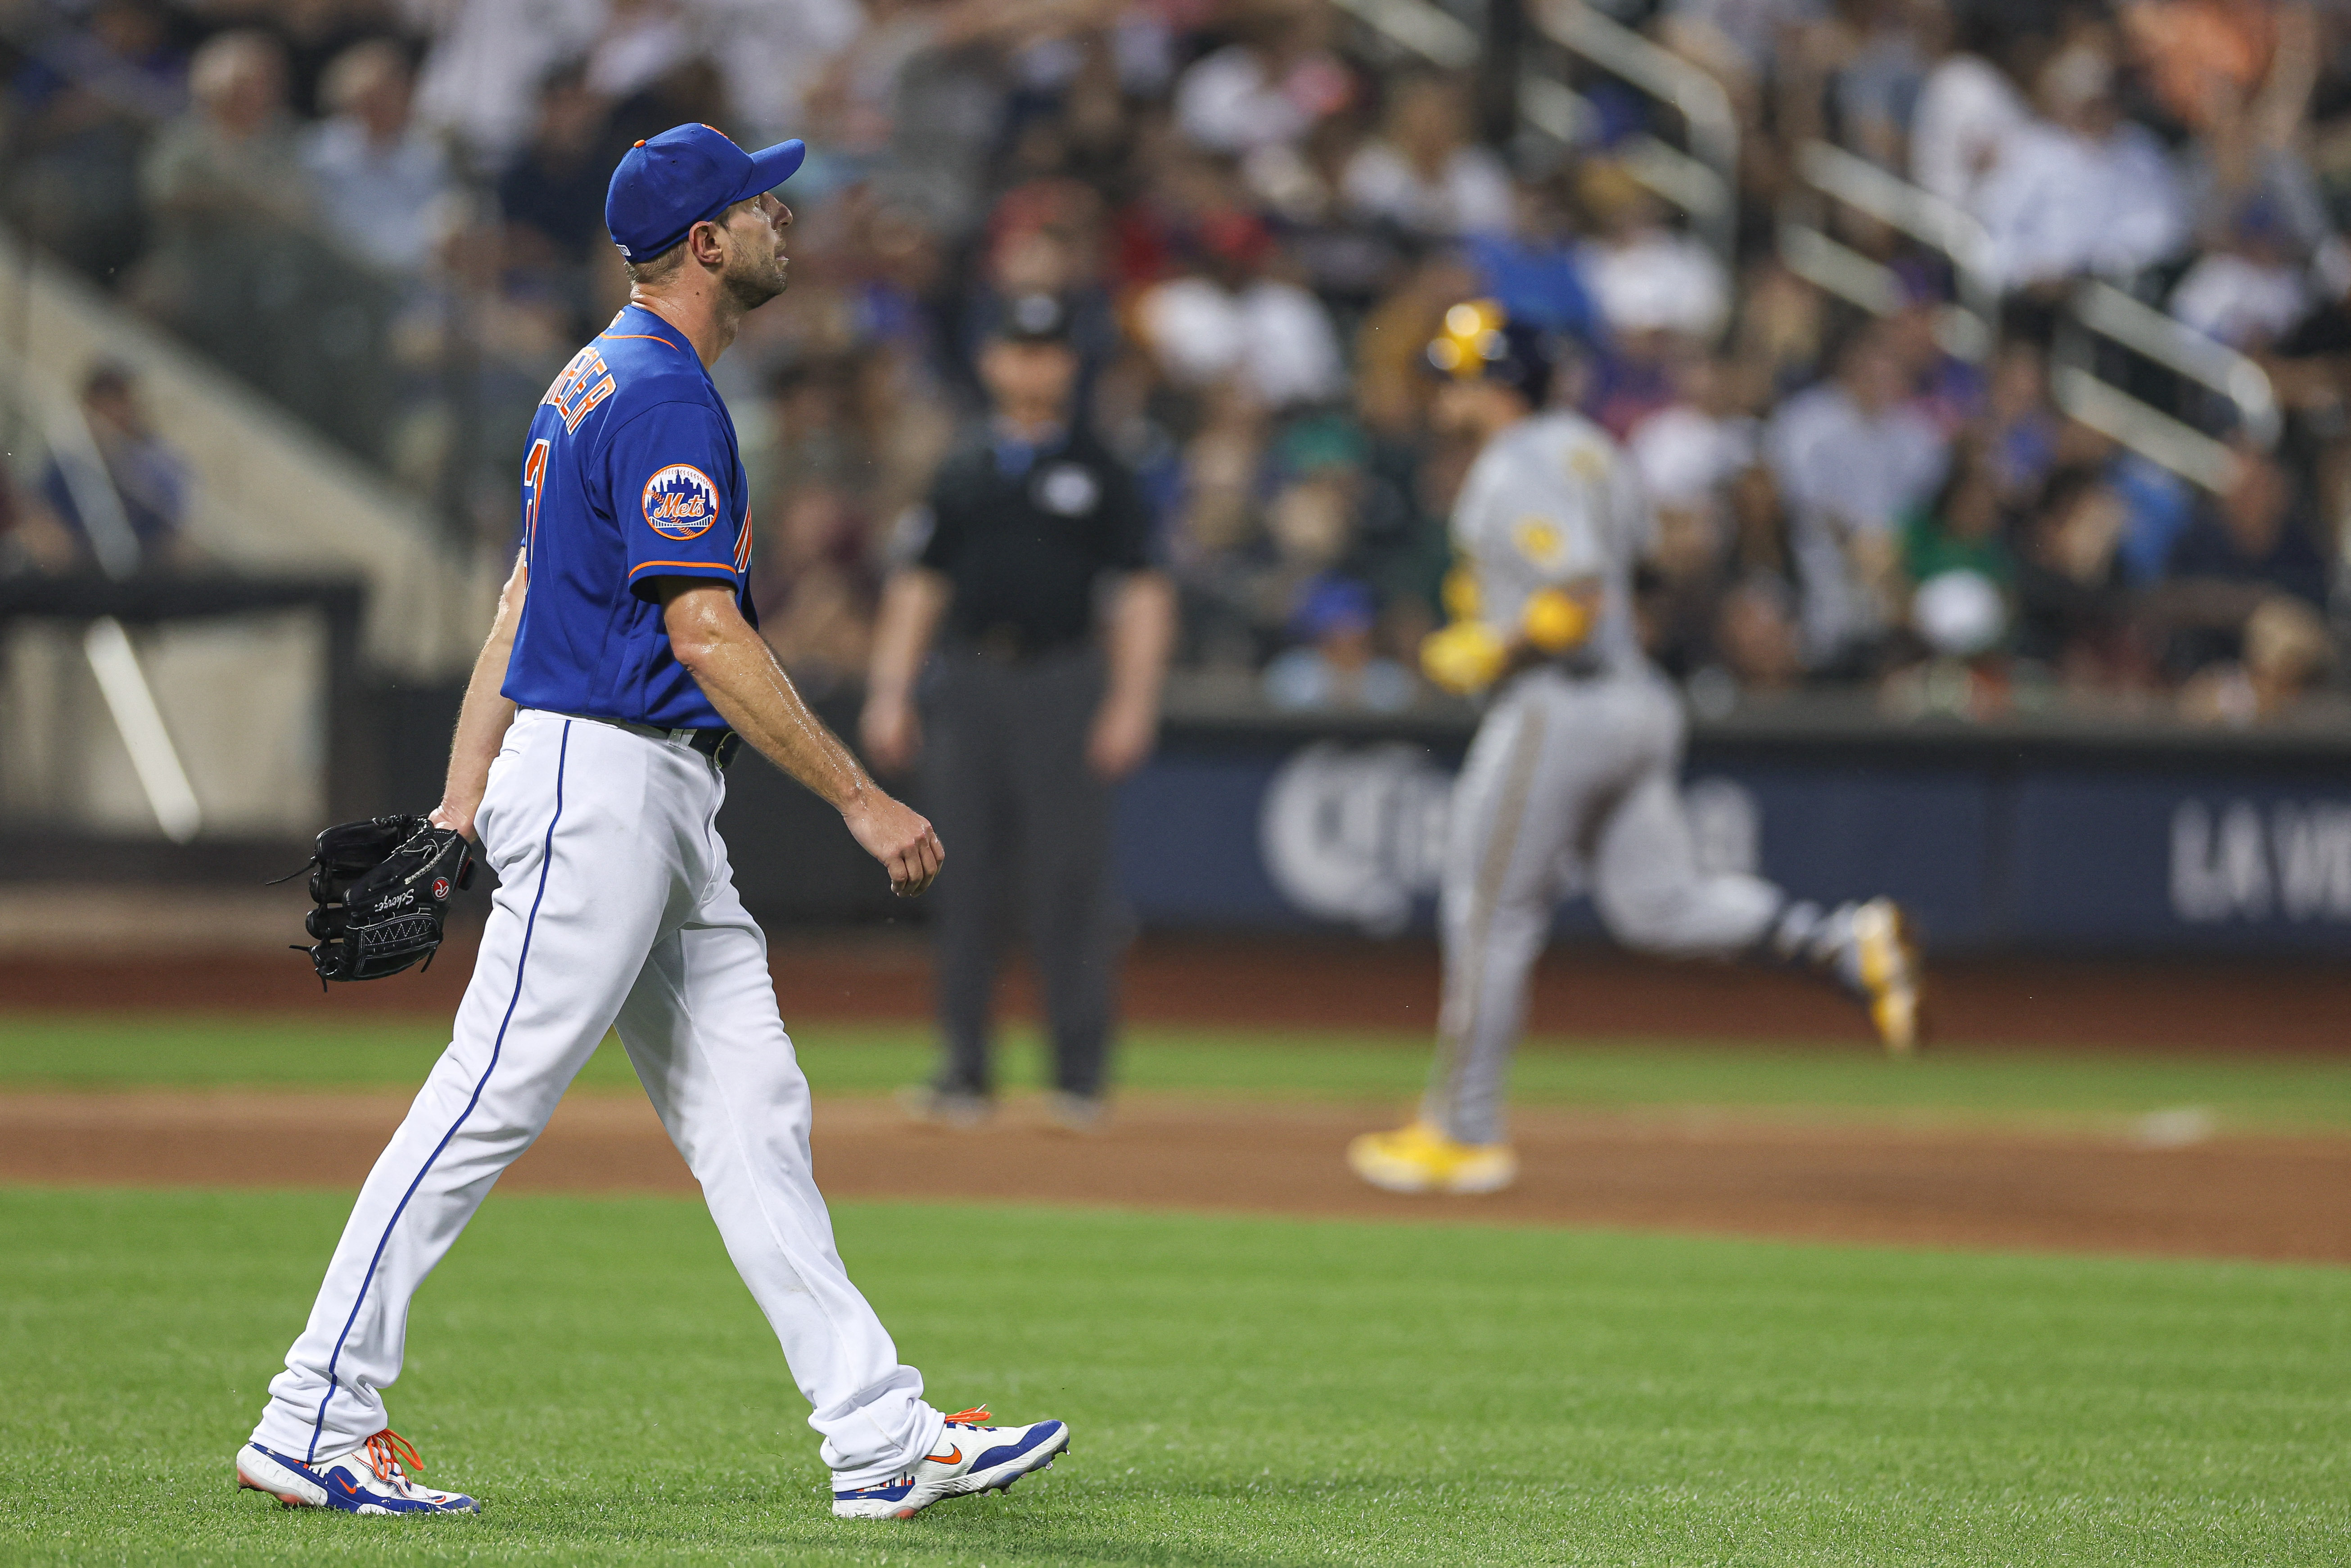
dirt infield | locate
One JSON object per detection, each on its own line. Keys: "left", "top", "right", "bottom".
{"left": 7, "top": 1087, "right": 2347, "bottom": 1265}
{"left": 5, "top": 932, "right": 2350, "bottom": 1052}
{"left": 9, "top": 921, "right": 2345, "bottom": 1263}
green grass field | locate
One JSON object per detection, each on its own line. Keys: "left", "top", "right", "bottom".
{"left": 6, "top": 1013, "right": 2351, "bottom": 1564}
{"left": 5, "top": 1189, "right": 2349, "bottom": 1566}
{"left": 8, "top": 1013, "right": 2351, "bottom": 1134}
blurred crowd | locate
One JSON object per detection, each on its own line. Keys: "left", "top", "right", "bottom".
{"left": 5, "top": 0, "right": 2351, "bottom": 725}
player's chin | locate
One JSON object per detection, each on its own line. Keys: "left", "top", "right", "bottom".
{"left": 725, "top": 260, "right": 789, "bottom": 310}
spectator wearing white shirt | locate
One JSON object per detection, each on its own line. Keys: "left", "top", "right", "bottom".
{"left": 585, "top": 0, "right": 691, "bottom": 102}
{"left": 1969, "top": 42, "right": 2186, "bottom": 292}
{"left": 410, "top": 0, "right": 607, "bottom": 168}
{"left": 1338, "top": 74, "right": 1512, "bottom": 239}
{"left": 1630, "top": 391, "right": 1756, "bottom": 562}
{"left": 1135, "top": 210, "right": 1346, "bottom": 410}
{"left": 1764, "top": 328, "right": 1949, "bottom": 669}
{"left": 300, "top": 40, "right": 455, "bottom": 273}
{"left": 1908, "top": 19, "right": 2028, "bottom": 210}
{"left": 2171, "top": 199, "right": 2312, "bottom": 350}
{"left": 1173, "top": 2, "right": 1353, "bottom": 158}
{"left": 696, "top": 0, "right": 864, "bottom": 148}
{"left": 1628, "top": 360, "right": 1759, "bottom": 676}
{"left": 1578, "top": 158, "right": 1730, "bottom": 344}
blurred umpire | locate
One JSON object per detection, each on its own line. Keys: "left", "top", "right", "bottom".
{"left": 861, "top": 293, "right": 1175, "bottom": 1129}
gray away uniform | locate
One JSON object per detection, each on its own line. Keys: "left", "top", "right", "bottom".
{"left": 1425, "top": 411, "right": 1786, "bottom": 1147}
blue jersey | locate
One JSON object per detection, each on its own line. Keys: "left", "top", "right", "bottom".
{"left": 501, "top": 304, "right": 755, "bottom": 730}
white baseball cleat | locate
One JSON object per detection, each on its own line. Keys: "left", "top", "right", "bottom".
{"left": 831, "top": 1406, "right": 1070, "bottom": 1520}
{"left": 235, "top": 1429, "right": 479, "bottom": 1514}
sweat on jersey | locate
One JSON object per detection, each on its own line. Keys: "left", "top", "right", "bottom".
{"left": 502, "top": 304, "right": 755, "bottom": 731}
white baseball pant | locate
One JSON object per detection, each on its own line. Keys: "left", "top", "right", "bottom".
{"left": 250, "top": 708, "right": 946, "bottom": 1487}
{"left": 1426, "top": 668, "right": 1785, "bottom": 1145}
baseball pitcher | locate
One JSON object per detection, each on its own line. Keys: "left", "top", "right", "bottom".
{"left": 234, "top": 126, "right": 1069, "bottom": 1522}
{"left": 1349, "top": 301, "right": 1922, "bottom": 1197}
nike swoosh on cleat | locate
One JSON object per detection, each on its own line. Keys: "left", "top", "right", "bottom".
{"left": 925, "top": 1445, "right": 962, "bottom": 1465}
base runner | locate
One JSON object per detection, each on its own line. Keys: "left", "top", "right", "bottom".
{"left": 233, "top": 125, "right": 1068, "bottom": 1520}
{"left": 1349, "top": 301, "right": 1922, "bottom": 1198}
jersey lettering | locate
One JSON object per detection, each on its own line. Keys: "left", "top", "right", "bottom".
{"left": 544, "top": 347, "right": 616, "bottom": 433}
{"left": 522, "top": 438, "right": 551, "bottom": 560}
{"left": 505, "top": 305, "right": 756, "bottom": 729}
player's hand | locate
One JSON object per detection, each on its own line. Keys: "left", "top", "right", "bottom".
{"left": 1085, "top": 694, "right": 1157, "bottom": 780}
{"left": 843, "top": 789, "right": 944, "bottom": 897}
{"left": 428, "top": 798, "right": 478, "bottom": 844}
{"left": 859, "top": 690, "right": 922, "bottom": 775}
{"left": 1421, "top": 621, "right": 1506, "bottom": 695}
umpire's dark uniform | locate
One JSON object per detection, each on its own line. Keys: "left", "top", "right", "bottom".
{"left": 915, "top": 420, "right": 1151, "bottom": 1104}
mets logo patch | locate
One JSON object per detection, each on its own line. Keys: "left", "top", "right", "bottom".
{"left": 643, "top": 464, "right": 721, "bottom": 541}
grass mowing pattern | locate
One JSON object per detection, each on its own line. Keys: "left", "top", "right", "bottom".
{"left": 7, "top": 1014, "right": 2351, "bottom": 1133}
{"left": 5, "top": 1186, "right": 2348, "bottom": 1566}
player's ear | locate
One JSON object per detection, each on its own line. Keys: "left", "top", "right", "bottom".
{"left": 687, "top": 217, "right": 727, "bottom": 269}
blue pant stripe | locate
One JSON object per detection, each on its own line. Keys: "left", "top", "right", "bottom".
{"left": 304, "top": 721, "right": 572, "bottom": 1459}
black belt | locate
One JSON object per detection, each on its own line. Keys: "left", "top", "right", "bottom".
{"left": 567, "top": 713, "right": 742, "bottom": 769}
{"left": 684, "top": 727, "right": 742, "bottom": 768}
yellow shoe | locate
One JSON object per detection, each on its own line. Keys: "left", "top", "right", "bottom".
{"left": 1852, "top": 898, "right": 1922, "bottom": 1056}
{"left": 1347, "top": 1122, "right": 1518, "bottom": 1195}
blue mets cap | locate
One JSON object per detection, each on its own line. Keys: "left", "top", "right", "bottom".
{"left": 605, "top": 124, "right": 806, "bottom": 263}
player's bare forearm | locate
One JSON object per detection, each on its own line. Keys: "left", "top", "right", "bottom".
{"left": 858, "top": 567, "right": 951, "bottom": 772}
{"left": 660, "top": 580, "right": 943, "bottom": 894}
{"left": 430, "top": 550, "right": 527, "bottom": 842}
{"left": 1088, "top": 569, "right": 1175, "bottom": 779}
{"left": 665, "top": 583, "right": 871, "bottom": 806}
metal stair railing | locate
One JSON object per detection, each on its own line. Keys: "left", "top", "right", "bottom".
{"left": 1329, "top": 0, "right": 1738, "bottom": 270}
{"left": 1325, "top": 0, "right": 1479, "bottom": 69}
{"left": 1300, "top": 0, "right": 2276, "bottom": 500}
{"left": 2052, "top": 280, "right": 2279, "bottom": 492}
{"left": 1776, "top": 138, "right": 1995, "bottom": 361}
{"left": 0, "top": 333, "right": 203, "bottom": 841}
{"left": 1525, "top": 0, "right": 1738, "bottom": 269}
{"left": 1772, "top": 135, "right": 2277, "bottom": 489}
